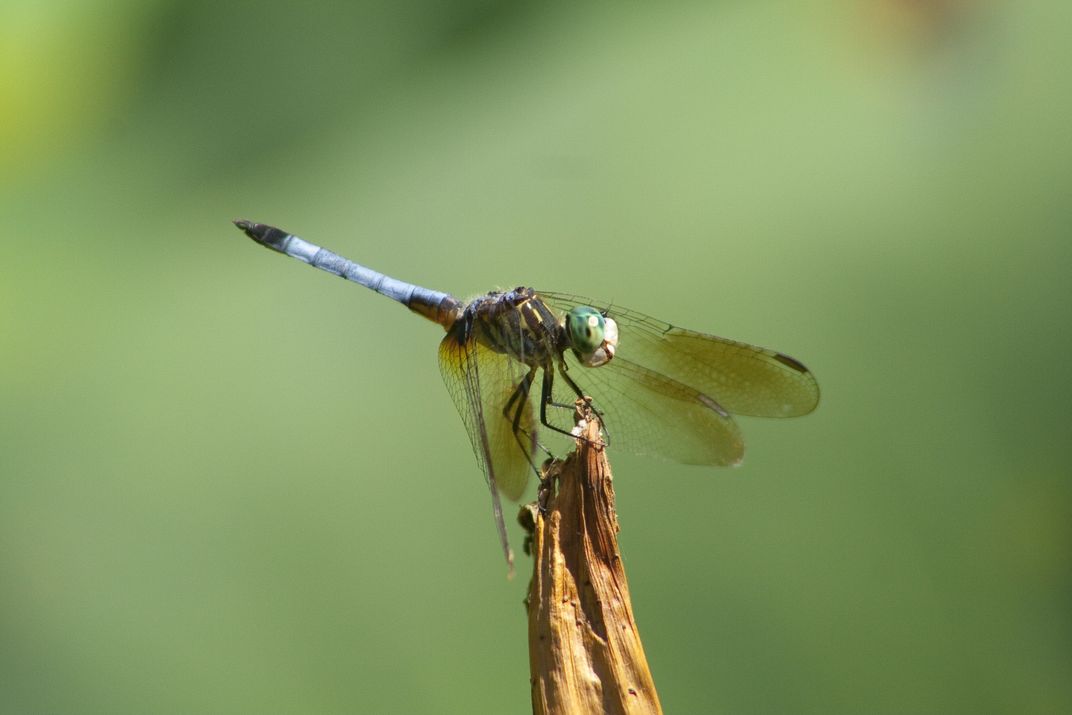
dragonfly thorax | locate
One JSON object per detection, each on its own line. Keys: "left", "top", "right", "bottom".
{"left": 463, "top": 288, "right": 564, "bottom": 368}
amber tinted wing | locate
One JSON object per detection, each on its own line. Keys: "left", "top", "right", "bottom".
{"left": 548, "top": 349, "right": 745, "bottom": 465}
{"left": 539, "top": 291, "right": 819, "bottom": 418}
{"left": 438, "top": 333, "right": 538, "bottom": 565}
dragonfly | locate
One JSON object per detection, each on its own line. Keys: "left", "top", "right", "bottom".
{"left": 234, "top": 220, "right": 819, "bottom": 567}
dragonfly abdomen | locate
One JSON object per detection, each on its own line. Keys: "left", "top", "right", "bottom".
{"left": 234, "top": 220, "right": 462, "bottom": 329}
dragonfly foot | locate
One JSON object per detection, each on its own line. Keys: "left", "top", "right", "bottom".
{"left": 537, "top": 458, "right": 559, "bottom": 513}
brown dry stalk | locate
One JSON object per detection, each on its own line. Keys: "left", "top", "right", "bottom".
{"left": 522, "top": 407, "right": 662, "bottom": 715}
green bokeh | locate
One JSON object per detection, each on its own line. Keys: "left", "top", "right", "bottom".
{"left": 2, "top": 2, "right": 1069, "bottom": 713}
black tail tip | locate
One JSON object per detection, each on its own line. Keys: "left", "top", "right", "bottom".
{"left": 232, "top": 219, "right": 276, "bottom": 244}
{"left": 232, "top": 218, "right": 256, "bottom": 235}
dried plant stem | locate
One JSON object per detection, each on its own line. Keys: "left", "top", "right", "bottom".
{"left": 523, "top": 408, "right": 662, "bottom": 715}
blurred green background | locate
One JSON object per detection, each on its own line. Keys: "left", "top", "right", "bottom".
{"left": 2, "top": 1, "right": 1070, "bottom": 713}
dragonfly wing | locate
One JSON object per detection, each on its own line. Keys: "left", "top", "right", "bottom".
{"left": 539, "top": 291, "right": 819, "bottom": 418}
{"left": 553, "top": 350, "right": 744, "bottom": 466}
{"left": 438, "top": 333, "right": 538, "bottom": 563}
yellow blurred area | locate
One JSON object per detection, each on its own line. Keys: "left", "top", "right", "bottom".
{"left": 0, "top": 1, "right": 157, "bottom": 183}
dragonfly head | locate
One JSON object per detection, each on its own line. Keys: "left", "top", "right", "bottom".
{"left": 564, "top": 306, "right": 619, "bottom": 367}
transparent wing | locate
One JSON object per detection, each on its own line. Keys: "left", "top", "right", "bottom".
{"left": 539, "top": 291, "right": 819, "bottom": 418}
{"left": 438, "top": 333, "right": 538, "bottom": 563}
{"left": 549, "top": 350, "right": 744, "bottom": 466}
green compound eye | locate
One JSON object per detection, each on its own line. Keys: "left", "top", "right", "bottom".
{"left": 565, "top": 306, "right": 606, "bottom": 354}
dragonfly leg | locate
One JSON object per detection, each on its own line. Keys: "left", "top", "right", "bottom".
{"left": 537, "top": 458, "right": 557, "bottom": 514}
{"left": 502, "top": 367, "right": 531, "bottom": 420}
{"left": 537, "top": 367, "right": 608, "bottom": 453}
{"left": 537, "top": 368, "right": 583, "bottom": 438}
{"left": 552, "top": 361, "right": 611, "bottom": 446}
{"left": 504, "top": 367, "right": 556, "bottom": 484}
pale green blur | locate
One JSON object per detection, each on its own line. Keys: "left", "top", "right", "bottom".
{"left": 2, "top": 2, "right": 1069, "bottom": 713}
